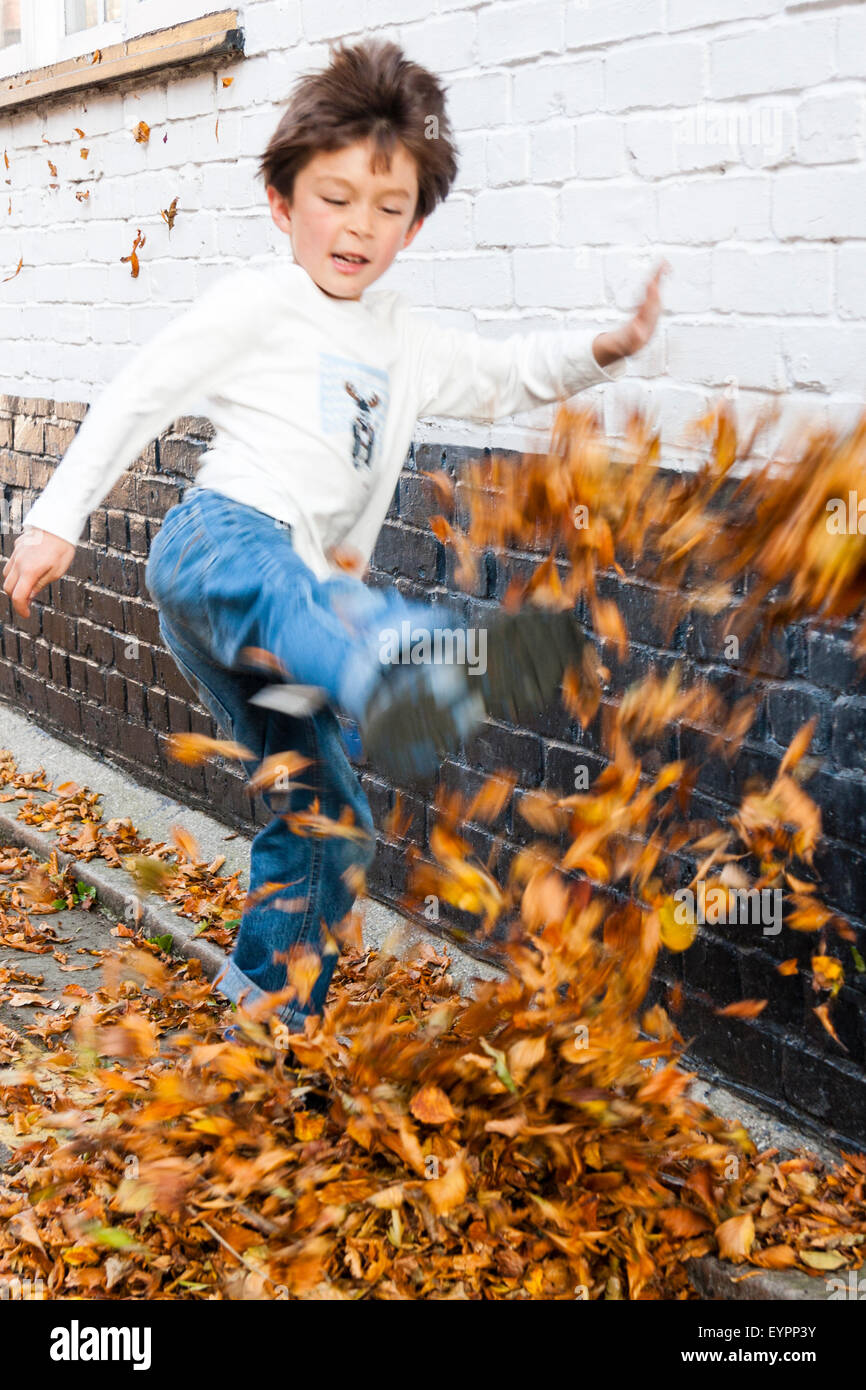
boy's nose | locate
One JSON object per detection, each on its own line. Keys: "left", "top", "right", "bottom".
{"left": 346, "top": 208, "right": 373, "bottom": 239}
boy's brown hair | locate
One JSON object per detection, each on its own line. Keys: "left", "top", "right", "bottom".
{"left": 259, "top": 38, "right": 459, "bottom": 224}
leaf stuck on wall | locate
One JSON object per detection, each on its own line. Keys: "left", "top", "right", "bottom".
{"left": 160, "top": 197, "right": 178, "bottom": 231}
{"left": 121, "top": 230, "right": 146, "bottom": 278}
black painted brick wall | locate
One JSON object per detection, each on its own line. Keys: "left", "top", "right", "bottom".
{"left": 1, "top": 394, "right": 864, "bottom": 1146}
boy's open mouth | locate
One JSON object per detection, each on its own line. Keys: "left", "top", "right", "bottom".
{"left": 332, "top": 252, "right": 369, "bottom": 271}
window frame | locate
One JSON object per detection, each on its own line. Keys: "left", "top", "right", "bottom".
{"left": 0, "top": 0, "right": 231, "bottom": 81}
{"left": 0, "top": 4, "right": 242, "bottom": 112}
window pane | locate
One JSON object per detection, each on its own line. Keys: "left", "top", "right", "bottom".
{"left": 105, "top": 0, "right": 122, "bottom": 17}
{"left": 0, "top": 0, "right": 22, "bottom": 49}
{"left": 65, "top": 0, "right": 101, "bottom": 33}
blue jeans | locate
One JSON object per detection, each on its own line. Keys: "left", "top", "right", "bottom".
{"left": 144, "top": 485, "right": 456, "bottom": 1028}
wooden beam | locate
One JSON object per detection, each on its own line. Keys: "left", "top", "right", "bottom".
{"left": 0, "top": 10, "right": 243, "bottom": 117}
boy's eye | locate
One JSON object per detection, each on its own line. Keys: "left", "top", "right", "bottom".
{"left": 322, "top": 197, "right": 401, "bottom": 215}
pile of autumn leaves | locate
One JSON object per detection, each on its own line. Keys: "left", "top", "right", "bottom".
{"left": 1, "top": 401, "right": 866, "bottom": 1300}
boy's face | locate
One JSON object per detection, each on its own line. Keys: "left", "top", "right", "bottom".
{"left": 267, "top": 138, "right": 425, "bottom": 301}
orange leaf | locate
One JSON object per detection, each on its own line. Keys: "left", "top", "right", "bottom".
{"left": 715, "top": 1213, "right": 755, "bottom": 1262}
{"left": 410, "top": 1085, "right": 457, "bottom": 1126}
{"left": 715, "top": 999, "right": 767, "bottom": 1019}
{"left": 779, "top": 717, "right": 817, "bottom": 777}
{"left": 168, "top": 731, "right": 256, "bottom": 765}
{"left": 170, "top": 824, "right": 201, "bottom": 864}
{"left": 814, "top": 1003, "right": 847, "bottom": 1051}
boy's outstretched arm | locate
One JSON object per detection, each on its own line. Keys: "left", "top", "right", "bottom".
{"left": 412, "top": 259, "right": 669, "bottom": 424}
{"left": 2, "top": 267, "right": 268, "bottom": 619}
{"left": 337, "top": 262, "right": 669, "bottom": 570}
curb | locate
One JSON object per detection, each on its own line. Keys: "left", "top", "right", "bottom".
{"left": 686, "top": 1256, "right": 836, "bottom": 1302}
{"left": 0, "top": 809, "right": 228, "bottom": 982}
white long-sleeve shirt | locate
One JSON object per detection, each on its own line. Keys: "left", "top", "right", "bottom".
{"left": 22, "top": 258, "right": 627, "bottom": 581}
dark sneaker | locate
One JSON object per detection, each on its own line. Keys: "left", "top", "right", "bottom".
{"left": 360, "top": 659, "right": 486, "bottom": 786}
{"left": 360, "top": 608, "right": 588, "bottom": 787}
{"left": 479, "top": 608, "right": 589, "bottom": 723}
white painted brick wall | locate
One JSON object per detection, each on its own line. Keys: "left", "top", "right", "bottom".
{"left": 1, "top": 0, "right": 864, "bottom": 459}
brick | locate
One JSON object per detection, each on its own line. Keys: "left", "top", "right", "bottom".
{"left": 85, "top": 662, "right": 106, "bottom": 702}
{"left": 780, "top": 1043, "right": 866, "bottom": 1143}
{"left": 96, "top": 553, "right": 139, "bottom": 598}
{"left": 831, "top": 699, "right": 866, "bottom": 776}
{"left": 709, "top": 18, "right": 835, "bottom": 101}
{"left": 122, "top": 598, "right": 162, "bottom": 646}
{"left": 34, "top": 639, "right": 51, "bottom": 680}
{"left": 76, "top": 617, "right": 114, "bottom": 665}
{"left": 464, "top": 719, "right": 544, "bottom": 787}
{"left": 605, "top": 41, "right": 704, "bottom": 112}
{"left": 765, "top": 684, "right": 830, "bottom": 755}
{"left": 372, "top": 521, "right": 441, "bottom": 584}
{"left": 12, "top": 417, "right": 44, "bottom": 454}
{"left": 478, "top": 1, "right": 561, "bottom": 65}
{"left": 135, "top": 477, "right": 183, "bottom": 518}
{"left": 659, "top": 174, "right": 772, "bottom": 244}
{"left": 773, "top": 169, "right": 866, "bottom": 240}
{"left": 45, "top": 685, "right": 82, "bottom": 736}
{"left": 49, "top": 646, "right": 68, "bottom": 687}
{"left": 105, "top": 670, "right": 127, "bottom": 715}
{"left": 80, "top": 589, "right": 122, "bottom": 637}
{"left": 561, "top": 180, "right": 657, "bottom": 246}
{"left": 107, "top": 510, "right": 129, "bottom": 550}
{"left": 39, "top": 607, "right": 76, "bottom": 651}
{"left": 124, "top": 678, "right": 147, "bottom": 724}
{"left": 167, "top": 694, "right": 191, "bottom": 734}
{"left": 43, "top": 422, "right": 77, "bottom": 457}
{"left": 567, "top": 0, "right": 663, "bottom": 48}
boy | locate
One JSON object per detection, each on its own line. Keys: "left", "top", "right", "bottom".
{"left": 2, "top": 39, "right": 665, "bottom": 1033}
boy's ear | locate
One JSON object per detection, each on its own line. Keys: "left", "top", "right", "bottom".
{"left": 403, "top": 215, "right": 424, "bottom": 249}
{"left": 267, "top": 184, "right": 293, "bottom": 236}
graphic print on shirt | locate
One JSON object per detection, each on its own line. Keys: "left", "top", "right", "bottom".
{"left": 319, "top": 353, "right": 389, "bottom": 473}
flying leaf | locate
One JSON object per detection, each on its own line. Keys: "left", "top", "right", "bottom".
{"left": 168, "top": 731, "right": 256, "bottom": 765}
{"left": 715, "top": 999, "right": 767, "bottom": 1019}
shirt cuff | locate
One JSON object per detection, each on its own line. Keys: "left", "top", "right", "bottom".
{"left": 20, "top": 499, "right": 83, "bottom": 547}
{"left": 560, "top": 330, "right": 628, "bottom": 398}
{"left": 592, "top": 350, "right": 628, "bottom": 382}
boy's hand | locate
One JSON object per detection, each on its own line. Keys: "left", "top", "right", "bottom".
{"left": 593, "top": 259, "right": 670, "bottom": 368}
{"left": 2, "top": 527, "right": 76, "bottom": 619}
